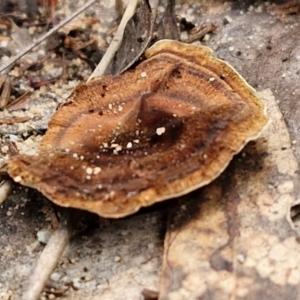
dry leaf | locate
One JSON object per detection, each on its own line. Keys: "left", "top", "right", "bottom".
{"left": 106, "top": 0, "right": 156, "bottom": 75}
{"left": 0, "top": 75, "right": 11, "bottom": 109}
{"left": 10, "top": 21, "right": 33, "bottom": 49}
{"left": 268, "top": 0, "right": 300, "bottom": 16}
{"left": 6, "top": 91, "right": 32, "bottom": 111}
{"left": 159, "top": 89, "right": 300, "bottom": 300}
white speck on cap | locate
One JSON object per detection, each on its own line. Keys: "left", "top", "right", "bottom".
{"left": 93, "top": 167, "right": 101, "bottom": 174}
{"left": 156, "top": 127, "right": 166, "bottom": 135}
{"left": 86, "top": 167, "right": 93, "bottom": 175}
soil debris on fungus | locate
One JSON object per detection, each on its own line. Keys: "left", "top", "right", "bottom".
{"left": 6, "top": 40, "right": 268, "bottom": 218}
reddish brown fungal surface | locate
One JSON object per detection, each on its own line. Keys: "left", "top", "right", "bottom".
{"left": 7, "top": 40, "right": 268, "bottom": 218}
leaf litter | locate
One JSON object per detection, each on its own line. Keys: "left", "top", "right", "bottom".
{"left": 1, "top": 1, "right": 300, "bottom": 300}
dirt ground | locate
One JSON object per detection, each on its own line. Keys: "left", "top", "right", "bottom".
{"left": 1, "top": 0, "right": 300, "bottom": 299}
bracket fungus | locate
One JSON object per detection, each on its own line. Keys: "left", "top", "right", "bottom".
{"left": 7, "top": 40, "right": 268, "bottom": 218}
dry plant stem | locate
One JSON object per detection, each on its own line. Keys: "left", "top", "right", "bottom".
{"left": 0, "top": 0, "right": 97, "bottom": 74}
{"left": 0, "top": 180, "right": 12, "bottom": 205}
{"left": 149, "top": 0, "right": 159, "bottom": 15}
{"left": 88, "top": 0, "right": 139, "bottom": 80}
{"left": 22, "top": 213, "right": 72, "bottom": 300}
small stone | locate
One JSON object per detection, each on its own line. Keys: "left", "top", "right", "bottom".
{"left": 1, "top": 145, "right": 9, "bottom": 153}
{"left": 237, "top": 254, "right": 245, "bottom": 263}
{"left": 224, "top": 16, "right": 232, "bottom": 24}
{"left": 37, "top": 229, "right": 51, "bottom": 244}
{"left": 69, "top": 258, "right": 76, "bottom": 264}
{"left": 50, "top": 272, "right": 63, "bottom": 282}
{"left": 148, "top": 243, "right": 155, "bottom": 250}
{"left": 84, "top": 276, "right": 92, "bottom": 281}
{"left": 114, "top": 255, "right": 121, "bottom": 262}
{"left": 202, "top": 34, "right": 210, "bottom": 42}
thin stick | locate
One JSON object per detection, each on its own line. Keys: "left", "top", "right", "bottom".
{"left": 88, "top": 0, "right": 139, "bottom": 80}
{"left": 0, "top": 0, "right": 97, "bottom": 74}
{"left": 22, "top": 213, "right": 72, "bottom": 300}
{"left": 0, "top": 180, "right": 12, "bottom": 205}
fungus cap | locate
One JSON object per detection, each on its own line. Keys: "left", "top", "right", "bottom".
{"left": 7, "top": 40, "right": 268, "bottom": 218}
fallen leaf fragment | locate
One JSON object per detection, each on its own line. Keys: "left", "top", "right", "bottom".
{"left": 142, "top": 288, "right": 159, "bottom": 300}
{"left": 159, "top": 89, "right": 300, "bottom": 300}
{"left": 268, "top": 0, "right": 300, "bottom": 16}
{"left": 105, "top": 0, "right": 155, "bottom": 75}
{"left": 0, "top": 75, "right": 11, "bottom": 109}
{"left": 6, "top": 91, "right": 32, "bottom": 111}
{"left": 0, "top": 116, "right": 31, "bottom": 125}
{"left": 7, "top": 40, "right": 268, "bottom": 218}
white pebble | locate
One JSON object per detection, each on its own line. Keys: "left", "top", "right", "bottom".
{"left": 114, "top": 255, "right": 121, "bottom": 262}
{"left": 37, "top": 229, "right": 51, "bottom": 244}
{"left": 50, "top": 272, "right": 63, "bottom": 282}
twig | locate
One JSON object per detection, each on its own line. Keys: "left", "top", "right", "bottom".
{"left": 0, "top": 0, "right": 98, "bottom": 74}
{"left": 0, "top": 180, "right": 12, "bottom": 205}
{"left": 22, "top": 212, "right": 72, "bottom": 300}
{"left": 88, "top": 0, "right": 139, "bottom": 80}
{"left": 181, "top": 24, "right": 217, "bottom": 44}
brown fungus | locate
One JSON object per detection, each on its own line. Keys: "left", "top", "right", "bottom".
{"left": 7, "top": 40, "right": 268, "bottom": 218}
